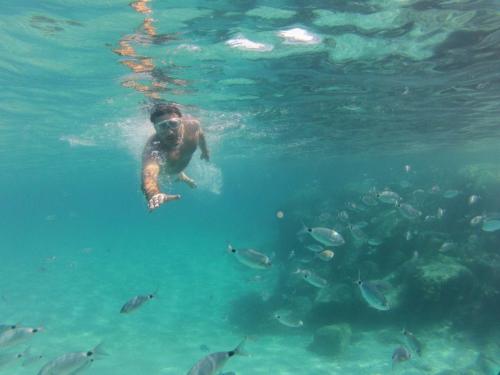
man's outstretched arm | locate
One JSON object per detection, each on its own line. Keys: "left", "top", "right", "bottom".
{"left": 142, "top": 158, "right": 181, "bottom": 211}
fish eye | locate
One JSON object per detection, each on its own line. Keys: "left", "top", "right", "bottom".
{"left": 10, "top": 325, "right": 16, "bottom": 329}
{"left": 307, "top": 228, "right": 312, "bottom": 232}
{"left": 231, "top": 248, "right": 236, "bottom": 253}
{"left": 149, "top": 294, "right": 154, "bottom": 298}
{"left": 33, "top": 329, "right": 38, "bottom": 333}
{"left": 17, "top": 353, "right": 22, "bottom": 358}
{"left": 87, "top": 351, "right": 93, "bottom": 356}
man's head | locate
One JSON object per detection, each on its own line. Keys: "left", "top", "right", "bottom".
{"left": 150, "top": 103, "right": 183, "bottom": 141}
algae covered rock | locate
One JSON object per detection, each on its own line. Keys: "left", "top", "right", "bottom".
{"left": 459, "top": 163, "right": 500, "bottom": 191}
{"left": 404, "top": 255, "right": 474, "bottom": 319}
{"left": 308, "top": 323, "right": 352, "bottom": 357}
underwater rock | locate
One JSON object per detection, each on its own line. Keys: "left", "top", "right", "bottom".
{"left": 308, "top": 323, "right": 352, "bottom": 357}
{"left": 404, "top": 255, "right": 474, "bottom": 319}
{"left": 459, "top": 163, "right": 500, "bottom": 191}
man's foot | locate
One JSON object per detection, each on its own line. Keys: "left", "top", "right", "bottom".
{"left": 148, "top": 193, "right": 181, "bottom": 211}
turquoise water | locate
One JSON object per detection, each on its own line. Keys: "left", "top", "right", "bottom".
{"left": 1, "top": 0, "right": 500, "bottom": 374}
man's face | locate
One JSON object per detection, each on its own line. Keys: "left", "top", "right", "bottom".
{"left": 154, "top": 114, "right": 182, "bottom": 141}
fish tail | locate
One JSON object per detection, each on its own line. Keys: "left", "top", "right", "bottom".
{"left": 92, "top": 342, "right": 108, "bottom": 358}
{"left": 233, "top": 337, "right": 249, "bottom": 356}
{"left": 297, "top": 221, "right": 308, "bottom": 236}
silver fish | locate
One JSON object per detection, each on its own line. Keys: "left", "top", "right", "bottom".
{"left": 470, "top": 215, "right": 484, "bottom": 226}
{"left": 468, "top": 194, "right": 480, "bottom": 205}
{"left": 438, "top": 241, "right": 456, "bottom": 253}
{"left": 356, "top": 272, "right": 390, "bottom": 311}
{"left": 315, "top": 250, "right": 334, "bottom": 261}
{"left": 349, "top": 224, "right": 367, "bottom": 242}
{"left": 338, "top": 210, "right": 350, "bottom": 222}
{"left": 482, "top": 219, "right": 500, "bottom": 232}
{"left": 299, "top": 224, "right": 345, "bottom": 247}
{"left": 443, "top": 189, "right": 459, "bottom": 199}
{"left": 397, "top": 202, "right": 421, "bottom": 219}
{"left": 436, "top": 208, "right": 445, "bottom": 219}
{"left": 273, "top": 312, "right": 303, "bottom": 328}
{"left": 0, "top": 326, "right": 43, "bottom": 348}
{"left": 38, "top": 343, "right": 106, "bottom": 375}
{"left": 402, "top": 329, "right": 422, "bottom": 357}
{"left": 361, "top": 195, "right": 378, "bottom": 206}
{"left": 377, "top": 190, "right": 401, "bottom": 204}
{"left": 227, "top": 244, "right": 271, "bottom": 270}
{"left": 368, "top": 238, "right": 382, "bottom": 246}
{"left": 392, "top": 345, "right": 411, "bottom": 369}
{"left": 120, "top": 290, "right": 157, "bottom": 314}
{"left": 187, "top": 338, "right": 246, "bottom": 375}
{"left": 306, "top": 244, "right": 324, "bottom": 253}
{"left": 295, "top": 269, "right": 327, "bottom": 288}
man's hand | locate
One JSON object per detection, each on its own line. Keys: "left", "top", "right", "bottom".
{"left": 148, "top": 193, "right": 181, "bottom": 211}
{"left": 200, "top": 152, "right": 210, "bottom": 162}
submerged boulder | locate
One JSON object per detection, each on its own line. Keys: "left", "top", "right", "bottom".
{"left": 308, "top": 323, "right": 352, "bottom": 357}
{"left": 403, "top": 255, "right": 474, "bottom": 319}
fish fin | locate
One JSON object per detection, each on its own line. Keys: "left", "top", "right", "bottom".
{"left": 233, "top": 337, "right": 249, "bottom": 356}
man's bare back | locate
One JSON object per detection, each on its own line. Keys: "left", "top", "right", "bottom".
{"left": 142, "top": 103, "right": 209, "bottom": 211}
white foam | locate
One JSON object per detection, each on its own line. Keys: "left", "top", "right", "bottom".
{"left": 188, "top": 160, "right": 223, "bottom": 195}
{"left": 225, "top": 36, "right": 273, "bottom": 52}
{"left": 59, "top": 135, "right": 96, "bottom": 147}
{"left": 277, "top": 27, "right": 321, "bottom": 44}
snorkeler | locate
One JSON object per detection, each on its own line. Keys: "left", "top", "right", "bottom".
{"left": 142, "top": 103, "right": 210, "bottom": 211}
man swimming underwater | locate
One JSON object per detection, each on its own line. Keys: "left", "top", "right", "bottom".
{"left": 142, "top": 103, "right": 210, "bottom": 211}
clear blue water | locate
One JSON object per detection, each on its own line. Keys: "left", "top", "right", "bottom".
{"left": 1, "top": 1, "right": 500, "bottom": 374}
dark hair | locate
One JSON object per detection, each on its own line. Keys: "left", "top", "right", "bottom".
{"left": 150, "top": 103, "right": 182, "bottom": 123}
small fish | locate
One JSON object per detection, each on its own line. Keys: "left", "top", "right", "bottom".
{"left": 120, "top": 290, "right": 157, "bottom": 314}
{"left": 295, "top": 269, "right": 328, "bottom": 288}
{"left": 392, "top": 345, "right": 411, "bottom": 369}
{"left": 377, "top": 190, "right": 401, "bottom": 204}
{"left": 0, "top": 326, "right": 43, "bottom": 348}
{"left": 38, "top": 343, "right": 106, "bottom": 375}
{"left": 338, "top": 210, "right": 350, "bottom": 222}
{"left": 405, "top": 230, "right": 413, "bottom": 241}
{"left": 482, "top": 219, "right": 500, "bottom": 232}
{"left": 402, "top": 329, "right": 422, "bottom": 357}
{"left": 362, "top": 195, "right": 378, "bottom": 206}
{"left": 276, "top": 210, "right": 284, "bottom": 219}
{"left": 273, "top": 312, "right": 303, "bottom": 328}
{"left": 298, "top": 224, "right": 345, "bottom": 247}
{"left": 470, "top": 215, "right": 484, "bottom": 226}
{"left": 287, "top": 250, "right": 295, "bottom": 260}
{"left": 349, "top": 224, "right": 367, "bottom": 242}
{"left": 355, "top": 271, "right": 390, "bottom": 311}
{"left": 306, "top": 244, "right": 324, "bottom": 253}
{"left": 187, "top": 338, "right": 247, "bottom": 375}
{"left": 316, "top": 250, "right": 334, "bottom": 261}
{"left": 436, "top": 208, "right": 445, "bottom": 219}
{"left": 396, "top": 202, "right": 422, "bottom": 220}
{"left": 430, "top": 185, "right": 440, "bottom": 194}
{"left": 404, "top": 164, "right": 411, "bottom": 173}
{"left": 443, "top": 189, "right": 459, "bottom": 199}
{"left": 227, "top": 244, "right": 271, "bottom": 270}
{"left": 400, "top": 180, "right": 412, "bottom": 189}
{"left": 468, "top": 194, "right": 480, "bottom": 205}
{"left": 438, "top": 241, "right": 456, "bottom": 253}
{"left": 368, "top": 238, "right": 382, "bottom": 246}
